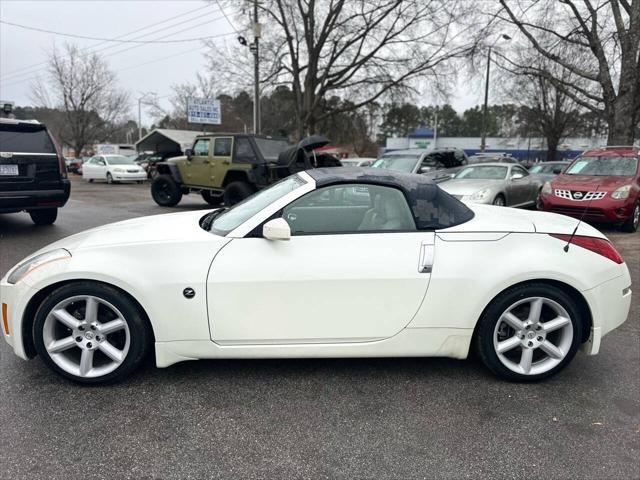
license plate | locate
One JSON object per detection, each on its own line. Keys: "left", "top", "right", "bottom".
{"left": 0, "top": 164, "right": 19, "bottom": 176}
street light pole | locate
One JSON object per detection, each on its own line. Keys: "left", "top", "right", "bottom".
{"left": 480, "top": 48, "right": 492, "bottom": 153}
{"left": 480, "top": 34, "right": 511, "bottom": 153}
{"left": 252, "top": 0, "right": 261, "bottom": 134}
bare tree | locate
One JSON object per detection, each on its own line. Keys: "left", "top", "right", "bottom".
{"left": 498, "top": 0, "right": 640, "bottom": 145}
{"left": 31, "top": 43, "right": 129, "bottom": 156}
{"left": 206, "top": 0, "right": 478, "bottom": 139}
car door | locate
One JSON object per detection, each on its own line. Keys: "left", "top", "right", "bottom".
{"left": 508, "top": 165, "right": 533, "bottom": 206}
{"left": 207, "top": 183, "right": 435, "bottom": 344}
{"left": 184, "top": 138, "right": 211, "bottom": 186}
{"left": 210, "top": 136, "right": 234, "bottom": 187}
{"left": 95, "top": 156, "right": 108, "bottom": 179}
{"left": 82, "top": 157, "right": 95, "bottom": 178}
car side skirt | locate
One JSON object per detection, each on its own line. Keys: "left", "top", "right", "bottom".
{"left": 154, "top": 327, "right": 473, "bottom": 368}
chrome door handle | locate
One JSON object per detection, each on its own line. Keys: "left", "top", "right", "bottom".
{"left": 418, "top": 242, "right": 434, "bottom": 273}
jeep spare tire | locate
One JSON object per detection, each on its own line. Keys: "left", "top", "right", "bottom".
{"left": 151, "top": 175, "right": 183, "bottom": 207}
{"left": 223, "top": 181, "right": 255, "bottom": 206}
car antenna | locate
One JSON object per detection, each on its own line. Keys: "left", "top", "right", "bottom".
{"left": 564, "top": 184, "right": 599, "bottom": 252}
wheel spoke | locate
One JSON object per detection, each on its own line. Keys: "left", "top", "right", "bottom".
{"left": 502, "top": 312, "right": 525, "bottom": 330}
{"left": 497, "top": 336, "right": 521, "bottom": 353}
{"left": 539, "top": 340, "right": 564, "bottom": 359}
{"left": 47, "top": 336, "right": 76, "bottom": 353}
{"left": 528, "top": 298, "right": 543, "bottom": 323}
{"left": 79, "top": 349, "right": 94, "bottom": 376}
{"left": 98, "top": 318, "right": 126, "bottom": 335}
{"left": 98, "top": 341, "right": 124, "bottom": 364}
{"left": 52, "top": 309, "right": 81, "bottom": 330}
{"left": 84, "top": 297, "right": 99, "bottom": 323}
{"left": 542, "top": 316, "right": 570, "bottom": 333}
{"left": 519, "top": 347, "right": 533, "bottom": 374}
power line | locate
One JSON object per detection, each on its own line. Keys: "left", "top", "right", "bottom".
{"left": 1, "top": 19, "right": 232, "bottom": 44}
{"left": 1, "top": 12, "right": 228, "bottom": 87}
{"left": 0, "top": 4, "right": 212, "bottom": 78}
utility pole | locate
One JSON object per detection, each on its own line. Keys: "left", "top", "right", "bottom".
{"left": 480, "top": 47, "right": 491, "bottom": 153}
{"left": 251, "top": 0, "right": 261, "bottom": 134}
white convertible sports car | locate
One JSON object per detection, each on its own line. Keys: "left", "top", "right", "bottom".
{"left": 0, "top": 169, "right": 632, "bottom": 384}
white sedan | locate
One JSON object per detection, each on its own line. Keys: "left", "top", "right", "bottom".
{"left": 0, "top": 169, "right": 632, "bottom": 384}
{"left": 82, "top": 154, "right": 146, "bottom": 184}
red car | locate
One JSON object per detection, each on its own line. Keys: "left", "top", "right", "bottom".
{"left": 538, "top": 146, "right": 639, "bottom": 232}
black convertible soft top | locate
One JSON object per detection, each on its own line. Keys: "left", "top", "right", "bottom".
{"left": 307, "top": 167, "right": 475, "bottom": 230}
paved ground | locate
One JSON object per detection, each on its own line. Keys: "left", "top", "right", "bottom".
{"left": 0, "top": 176, "right": 638, "bottom": 480}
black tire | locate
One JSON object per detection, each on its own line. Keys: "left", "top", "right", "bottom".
{"left": 223, "top": 181, "right": 255, "bottom": 206}
{"left": 88, "top": 179, "right": 94, "bottom": 183}
{"left": 106, "top": 173, "right": 114, "bottom": 184}
{"left": 137, "top": 180, "right": 144, "bottom": 184}
{"left": 493, "top": 194, "right": 506, "bottom": 207}
{"left": 151, "top": 174, "right": 183, "bottom": 207}
{"left": 32, "top": 281, "right": 152, "bottom": 384}
{"left": 29, "top": 208, "right": 58, "bottom": 225}
{"left": 620, "top": 200, "right": 639, "bottom": 233}
{"left": 474, "top": 282, "right": 583, "bottom": 382}
{"left": 201, "top": 190, "right": 223, "bottom": 206}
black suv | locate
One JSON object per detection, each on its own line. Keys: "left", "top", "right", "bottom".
{"left": 0, "top": 119, "right": 70, "bottom": 225}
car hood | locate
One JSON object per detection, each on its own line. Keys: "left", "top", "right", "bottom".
{"left": 440, "top": 179, "right": 502, "bottom": 195}
{"left": 38, "top": 210, "right": 223, "bottom": 253}
{"left": 551, "top": 174, "right": 633, "bottom": 191}
{"left": 440, "top": 204, "right": 605, "bottom": 238}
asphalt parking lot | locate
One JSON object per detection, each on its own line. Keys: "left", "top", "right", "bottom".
{"left": 0, "top": 176, "right": 638, "bottom": 480}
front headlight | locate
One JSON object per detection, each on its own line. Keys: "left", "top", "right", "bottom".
{"left": 114, "top": 168, "right": 125, "bottom": 173}
{"left": 542, "top": 181, "right": 552, "bottom": 194}
{"left": 467, "top": 188, "right": 491, "bottom": 201}
{"left": 611, "top": 184, "right": 631, "bottom": 199}
{"left": 7, "top": 249, "right": 71, "bottom": 284}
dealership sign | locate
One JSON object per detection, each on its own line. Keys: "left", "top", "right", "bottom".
{"left": 187, "top": 97, "right": 221, "bottom": 125}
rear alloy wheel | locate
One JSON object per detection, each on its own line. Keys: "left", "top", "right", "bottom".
{"left": 33, "top": 282, "right": 150, "bottom": 384}
{"left": 493, "top": 194, "right": 506, "bottom": 207}
{"left": 475, "top": 283, "right": 582, "bottom": 381}
{"left": 29, "top": 208, "right": 58, "bottom": 225}
{"left": 621, "top": 200, "right": 639, "bottom": 233}
{"left": 202, "top": 190, "right": 223, "bottom": 206}
{"left": 151, "top": 175, "right": 183, "bottom": 207}
{"left": 223, "top": 181, "right": 255, "bottom": 206}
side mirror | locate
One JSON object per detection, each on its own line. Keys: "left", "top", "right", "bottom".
{"left": 553, "top": 168, "right": 562, "bottom": 174}
{"left": 419, "top": 166, "right": 433, "bottom": 174}
{"left": 185, "top": 148, "right": 193, "bottom": 160}
{"left": 511, "top": 173, "right": 524, "bottom": 180}
{"left": 263, "top": 218, "right": 291, "bottom": 241}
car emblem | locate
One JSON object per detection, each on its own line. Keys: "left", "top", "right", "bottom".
{"left": 0, "top": 152, "right": 12, "bottom": 158}
{"left": 183, "top": 287, "right": 195, "bottom": 299}
{"left": 573, "top": 192, "right": 583, "bottom": 199}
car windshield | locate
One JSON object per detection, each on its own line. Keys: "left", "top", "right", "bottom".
{"left": 455, "top": 165, "right": 508, "bottom": 180}
{"left": 254, "top": 138, "right": 290, "bottom": 161}
{"left": 210, "top": 174, "right": 307, "bottom": 235}
{"left": 565, "top": 156, "right": 638, "bottom": 176}
{"left": 372, "top": 155, "right": 420, "bottom": 172}
{"left": 105, "top": 155, "right": 134, "bottom": 165}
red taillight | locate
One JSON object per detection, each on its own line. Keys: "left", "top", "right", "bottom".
{"left": 550, "top": 234, "right": 624, "bottom": 264}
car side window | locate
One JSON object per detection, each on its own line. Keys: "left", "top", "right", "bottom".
{"left": 511, "top": 165, "right": 528, "bottom": 178}
{"left": 193, "top": 139, "right": 210, "bottom": 156}
{"left": 234, "top": 138, "right": 257, "bottom": 162}
{"left": 214, "top": 137, "right": 232, "bottom": 156}
{"left": 97, "top": 156, "right": 106, "bottom": 165}
{"left": 282, "top": 184, "right": 416, "bottom": 235}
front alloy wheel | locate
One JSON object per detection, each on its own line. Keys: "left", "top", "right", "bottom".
{"left": 33, "top": 282, "right": 150, "bottom": 383}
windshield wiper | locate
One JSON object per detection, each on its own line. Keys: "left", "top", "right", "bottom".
{"left": 201, "top": 207, "right": 227, "bottom": 231}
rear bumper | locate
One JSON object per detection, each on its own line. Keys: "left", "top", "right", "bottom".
{"left": 538, "top": 193, "right": 636, "bottom": 223}
{"left": 0, "top": 180, "right": 70, "bottom": 213}
{"left": 581, "top": 266, "right": 632, "bottom": 355}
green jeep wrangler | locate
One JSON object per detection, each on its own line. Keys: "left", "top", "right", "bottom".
{"left": 150, "top": 133, "right": 332, "bottom": 207}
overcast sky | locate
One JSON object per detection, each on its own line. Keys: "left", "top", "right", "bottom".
{"left": 0, "top": 0, "right": 484, "bottom": 127}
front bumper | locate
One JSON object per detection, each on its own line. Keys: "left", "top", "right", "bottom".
{"left": 0, "top": 278, "right": 33, "bottom": 360}
{"left": 111, "top": 172, "right": 146, "bottom": 182}
{"left": 0, "top": 180, "right": 71, "bottom": 213}
{"left": 539, "top": 192, "right": 636, "bottom": 223}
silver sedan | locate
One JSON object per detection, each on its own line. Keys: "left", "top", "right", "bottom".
{"left": 439, "top": 163, "right": 543, "bottom": 207}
